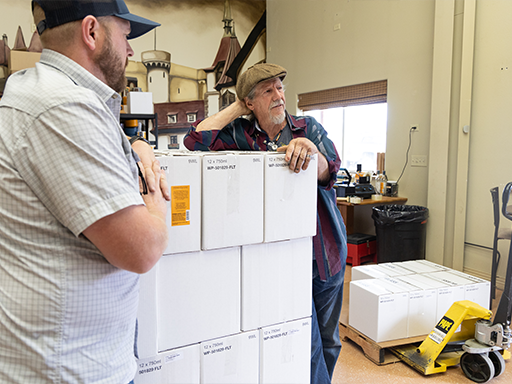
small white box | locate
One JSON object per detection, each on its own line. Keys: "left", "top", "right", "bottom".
{"left": 349, "top": 279, "right": 409, "bottom": 342}
{"left": 396, "top": 274, "right": 440, "bottom": 334}
{"left": 399, "top": 260, "right": 445, "bottom": 273}
{"left": 158, "top": 153, "right": 201, "bottom": 255}
{"left": 408, "top": 273, "right": 465, "bottom": 320}
{"left": 137, "top": 265, "right": 159, "bottom": 359}
{"left": 260, "top": 318, "right": 311, "bottom": 384}
{"left": 127, "top": 91, "right": 154, "bottom": 114}
{"left": 382, "top": 276, "right": 436, "bottom": 337}
{"left": 429, "top": 271, "right": 490, "bottom": 309}
{"left": 241, "top": 237, "right": 312, "bottom": 331}
{"left": 200, "top": 331, "right": 259, "bottom": 384}
{"left": 137, "top": 247, "right": 241, "bottom": 356}
{"left": 351, "top": 264, "right": 397, "bottom": 281}
{"left": 157, "top": 248, "right": 240, "bottom": 351}
{"left": 134, "top": 344, "right": 200, "bottom": 384}
{"left": 264, "top": 153, "right": 317, "bottom": 242}
{"left": 201, "top": 152, "right": 264, "bottom": 250}
{"left": 378, "top": 263, "right": 415, "bottom": 277}
{"left": 415, "top": 259, "right": 449, "bottom": 271}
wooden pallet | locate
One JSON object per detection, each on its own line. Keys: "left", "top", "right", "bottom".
{"left": 339, "top": 321, "right": 427, "bottom": 366}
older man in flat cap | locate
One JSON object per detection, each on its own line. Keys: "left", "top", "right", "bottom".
{"left": 0, "top": 1, "right": 169, "bottom": 383}
{"left": 184, "top": 63, "right": 347, "bottom": 384}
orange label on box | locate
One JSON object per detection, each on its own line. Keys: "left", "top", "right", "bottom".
{"left": 171, "top": 185, "right": 190, "bottom": 226}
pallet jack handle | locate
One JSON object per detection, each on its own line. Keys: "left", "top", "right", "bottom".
{"left": 493, "top": 182, "right": 512, "bottom": 327}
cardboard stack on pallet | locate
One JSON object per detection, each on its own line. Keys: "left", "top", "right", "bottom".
{"left": 349, "top": 260, "right": 490, "bottom": 343}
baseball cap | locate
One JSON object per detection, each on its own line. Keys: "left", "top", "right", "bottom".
{"left": 32, "top": 0, "right": 160, "bottom": 39}
{"left": 236, "top": 63, "right": 287, "bottom": 100}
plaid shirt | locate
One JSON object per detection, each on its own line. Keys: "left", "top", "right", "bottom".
{"left": 184, "top": 113, "right": 347, "bottom": 280}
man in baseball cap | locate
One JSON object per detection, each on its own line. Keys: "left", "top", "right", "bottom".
{"left": 0, "top": 2, "right": 169, "bottom": 383}
{"left": 184, "top": 62, "right": 347, "bottom": 384}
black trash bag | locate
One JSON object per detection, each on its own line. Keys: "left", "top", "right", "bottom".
{"left": 372, "top": 205, "right": 429, "bottom": 262}
{"left": 371, "top": 205, "right": 429, "bottom": 226}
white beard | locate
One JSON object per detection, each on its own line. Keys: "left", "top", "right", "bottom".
{"left": 270, "top": 112, "right": 286, "bottom": 125}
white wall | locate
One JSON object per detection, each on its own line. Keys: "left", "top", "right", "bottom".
{"left": 267, "top": 0, "right": 434, "bottom": 208}
{"left": 465, "top": 0, "right": 512, "bottom": 284}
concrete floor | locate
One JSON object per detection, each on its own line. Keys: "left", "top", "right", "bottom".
{"left": 332, "top": 265, "right": 511, "bottom": 384}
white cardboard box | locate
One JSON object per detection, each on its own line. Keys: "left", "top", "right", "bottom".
{"left": 260, "top": 318, "right": 311, "bottom": 384}
{"left": 201, "top": 152, "right": 264, "bottom": 250}
{"left": 349, "top": 279, "right": 409, "bottom": 342}
{"left": 134, "top": 344, "right": 200, "bottom": 384}
{"left": 127, "top": 91, "right": 154, "bottom": 114}
{"left": 429, "top": 271, "right": 490, "bottom": 309}
{"left": 416, "top": 259, "right": 449, "bottom": 272}
{"left": 351, "top": 264, "right": 398, "bottom": 281}
{"left": 137, "top": 264, "right": 159, "bottom": 359}
{"left": 396, "top": 274, "right": 441, "bottom": 334}
{"left": 137, "top": 247, "right": 241, "bottom": 357}
{"left": 264, "top": 153, "right": 317, "bottom": 242}
{"left": 382, "top": 276, "right": 437, "bottom": 337}
{"left": 241, "top": 237, "right": 312, "bottom": 331}
{"left": 200, "top": 331, "right": 259, "bottom": 384}
{"left": 408, "top": 273, "right": 465, "bottom": 321}
{"left": 398, "top": 260, "right": 445, "bottom": 274}
{"left": 157, "top": 153, "right": 201, "bottom": 255}
{"left": 377, "top": 262, "right": 415, "bottom": 277}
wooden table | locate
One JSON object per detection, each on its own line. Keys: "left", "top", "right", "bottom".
{"left": 336, "top": 196, "right": 408, "bottom": 235}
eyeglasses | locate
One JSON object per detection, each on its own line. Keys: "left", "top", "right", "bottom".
{"left": 136, "top": 162, "right": 148, "bottom": 195}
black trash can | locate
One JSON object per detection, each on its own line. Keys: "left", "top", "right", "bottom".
{"left": 371, "top": 205, "right": 429, "bottom": 263}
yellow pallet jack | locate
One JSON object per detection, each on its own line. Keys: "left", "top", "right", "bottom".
{"left": 393, "top": 184, "right": 512, "bottom": 383}
{"left": 392, "top": 300, "right": 510, "bottom": 382}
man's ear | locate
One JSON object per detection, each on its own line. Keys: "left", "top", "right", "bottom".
{"left": 81, "top": 15, "right": 101, "bottom": 52}
{"left": 245, "top": 98, "right": 255, "bottom": 112}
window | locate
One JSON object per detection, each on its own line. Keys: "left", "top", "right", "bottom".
{"left": 220, "top": 90, "right": 236, "bottom": 110}
{"left": 168, "top": 135, "right": 179, "bottom": 150}
{"left": 167, "top": 114, "right": 177, "bottom": 124}
{"left": 187, "top": 113, "right": 197, "bottom": 123}
{"left": 304, "top": 104, "right": 387, "bottom": 172}
{"left": 298, "top": 80, "right": 387, "bottom": 172}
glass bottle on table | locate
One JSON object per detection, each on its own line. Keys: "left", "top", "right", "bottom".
{"left": 376, "top": 171, "right": 388, "bottom": 195}
{"left": 355, "top": 164, "right": 364, "bottom": 184}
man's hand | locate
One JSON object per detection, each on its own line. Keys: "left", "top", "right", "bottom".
{"left": 131, "top": 140, "right": 170, "bottom": 201}
{"left": 141, "top": 159, "right": 168, "bottom": 222}
{"left": 277, "top": 138, "right": 330, "bottom": 184}
{"left": 196, "top": 99, "right": 251, "bottom": 132}
{"left": 277, "top": 137, "right": 317, "bottom": 172}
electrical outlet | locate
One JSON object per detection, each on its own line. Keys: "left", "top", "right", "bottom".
{"left": 411, "top": 155, "right": 427, "bottom": 167}
{"left": 411, "top": 124, "right": 419, "bottom": 132}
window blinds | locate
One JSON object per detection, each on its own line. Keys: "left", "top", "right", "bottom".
{"left": 297, "top": 80, "right": 387, "bottom": 111}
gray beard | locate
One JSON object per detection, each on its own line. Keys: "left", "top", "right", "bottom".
{"left": 270, "top": 112, "right": 286, "bottom": 125}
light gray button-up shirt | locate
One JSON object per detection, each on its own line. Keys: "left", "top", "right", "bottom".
{"left": 0, "top": 49, "right": 144, "bottom": 384}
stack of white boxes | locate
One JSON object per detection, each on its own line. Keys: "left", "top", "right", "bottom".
{"left": 135, "top": 151, "right": 317, "bottom": 384}
{"left": 349, "top": 260, "right": 490, "bottom": 343}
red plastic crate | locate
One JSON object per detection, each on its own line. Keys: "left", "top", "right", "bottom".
{"left": 346, "top": 233, "right": 377, "bottom": 266}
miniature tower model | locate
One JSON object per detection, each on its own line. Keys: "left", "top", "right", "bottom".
{"left": 204, "top": 0, "right": 241, "bottom": 117}
{"left": 142, "top": 50, "right": 171, "bottom": 103}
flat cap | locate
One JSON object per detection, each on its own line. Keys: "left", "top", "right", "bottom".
{"left": 236, "top": 63, "right": 287, "bottom": 100}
